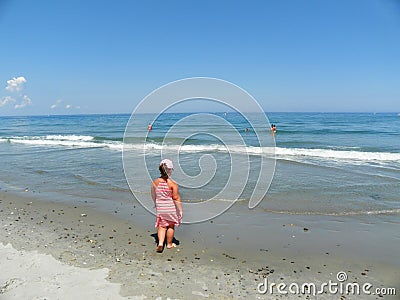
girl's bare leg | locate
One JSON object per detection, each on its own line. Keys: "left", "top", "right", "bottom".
{"left": 166, "top": 225, "right": 175, "bottom": 248}
{"left": 157, "top": 226, "right": 166, "bottom": 252}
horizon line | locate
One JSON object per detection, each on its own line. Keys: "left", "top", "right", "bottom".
{"left": 0, "top": 111, "right": 399, "bottom": 118}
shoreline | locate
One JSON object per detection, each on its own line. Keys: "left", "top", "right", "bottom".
{"left": 1, "top": 191, "right": 399, "bottom": 299}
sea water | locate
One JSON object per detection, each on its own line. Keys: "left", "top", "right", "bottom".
{"left": 0, "top": 112, "right": 399, "bottom": 218}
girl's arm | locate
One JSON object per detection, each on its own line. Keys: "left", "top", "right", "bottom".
{"left": 151, "top": 181, "right": 157, "bottom": 206}
{"left": 171, "top": 182, "right": 183, "bottom": 218}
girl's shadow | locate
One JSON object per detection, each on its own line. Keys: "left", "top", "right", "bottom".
{"left": 150, "top": 233, "right": 180, "bottom": 247}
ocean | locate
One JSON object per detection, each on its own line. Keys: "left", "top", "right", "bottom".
{"left": 0, "top": 112, "right": 399, "bottom": 221}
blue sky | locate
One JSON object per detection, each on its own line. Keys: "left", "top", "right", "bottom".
{"left": 0, "top": 0, "right": 399, "bottom": 115}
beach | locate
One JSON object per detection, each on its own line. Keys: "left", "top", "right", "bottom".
{"left": 2, "top": 0, "right": 400, "bottom": 297}
{"left": 1, "top": 190, "right": 398, "bottom": 299}
{"left": 0, "top": 112, "right": 399, "bottom": 299}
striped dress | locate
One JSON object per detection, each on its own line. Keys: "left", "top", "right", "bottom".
{"left": 155, "top": 180, "right": 181, "bottom": 227}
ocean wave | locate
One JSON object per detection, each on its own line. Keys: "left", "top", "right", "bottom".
{"left": 0, "top": 135, "right": 121, "bottom": 150}
{"left": 44, "top": 135, "right": 94, "bottom": 141}
{"left": 274, "top": 147, "right": 400, "bottom": 162}
{"left": 1, "top": 135, "right": 400, "bottom": 163}
{"left": 261, "top": 208, "right": 400, "bottom": 216}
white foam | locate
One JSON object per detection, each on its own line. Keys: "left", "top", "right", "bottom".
{"left": 274, "top": 147, "right": 400, "bottom": 162}
{"left": 0, "top": 135, "right": 120, "bottom": 150}
{"left": 1, "top": 136, "right": 399, "bottom": 163}
{"left": 263, "top": 208, "right": 400, "bottom": 216}
{"left": 44, "top": 135, "right": 94, "bottom": 141}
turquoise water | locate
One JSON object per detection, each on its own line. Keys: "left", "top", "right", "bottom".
{"left": 0, "top": 112, "right": 399, "bottom": 216}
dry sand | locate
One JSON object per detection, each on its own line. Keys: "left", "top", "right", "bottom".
{"left": 0, "top": 243, "right": 126, "bottom": 300}
{"left": 0, "top": 191, "right": 398, "bottom": 299}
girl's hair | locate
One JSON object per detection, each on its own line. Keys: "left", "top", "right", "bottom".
{"left": 159, "top": 163, "right": 169, "bottom": 180}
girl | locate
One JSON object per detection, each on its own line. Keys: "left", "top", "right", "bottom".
{"left": 151, "top": 159, "right": 183, "bottom": 252}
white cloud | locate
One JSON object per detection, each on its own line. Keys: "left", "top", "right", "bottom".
{"left": 50, "top": 99, "right": 62, "bottom": 109}
{"left": 1, "top": 76, "right": 33, "bottom": 110}
{"left": 6, "top": 76, "right": 27, "bottom": 92}
{"left": 0, "top": 96, "right": 16, "bottom": 107}
{"left": 14, "top": 95, "right": 32, "bottom": 109}
{"left": 50, "top": 100, "right": 80, "bottom": 111}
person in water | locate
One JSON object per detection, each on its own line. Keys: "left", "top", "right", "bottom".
{"left": 147, "top": 123, "right": 153, "bottom": 131}
{"left": 151, "top": 159, "right": 183, "bottom": 252}
{"left": 270, "top": 124, "right": 276, "bottom": 133}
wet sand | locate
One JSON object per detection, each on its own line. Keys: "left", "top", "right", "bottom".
{"left": 0, "top": 191, "right": 399, "bottom": 299}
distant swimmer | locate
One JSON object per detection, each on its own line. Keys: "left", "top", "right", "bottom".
{"left": 147, "top": 123, "right": 153, "bottom": 131}
{"left": 270, "top": 124, "right": 276, "bottom": 133}
{"left": 245, "top": 128, "right": 249, "bottom": 132}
